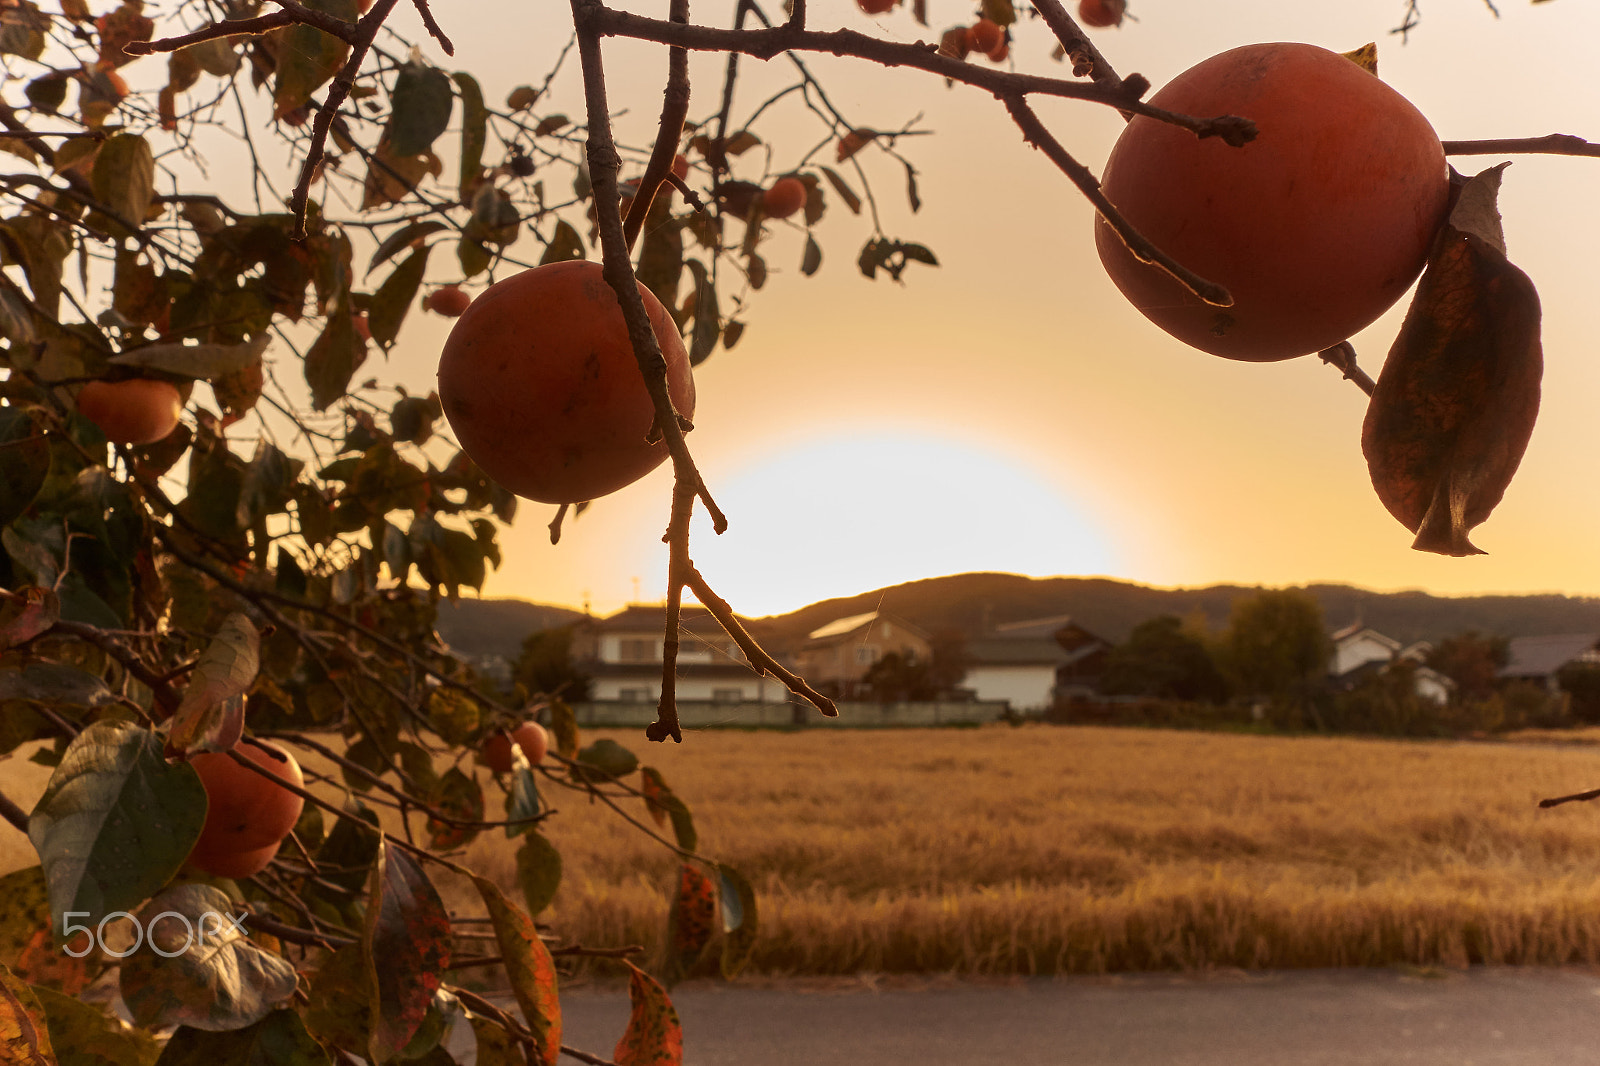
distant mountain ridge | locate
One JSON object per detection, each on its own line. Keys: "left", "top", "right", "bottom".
{"left": 435, "top": 574, "right": 1600, "bottom": 661}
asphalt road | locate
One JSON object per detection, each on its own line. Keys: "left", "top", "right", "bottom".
{"left": 554, "top": 968, "right": 1600, "bottom": 1066}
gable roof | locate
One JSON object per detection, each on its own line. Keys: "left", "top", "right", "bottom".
{"left": 803, "top": 610, "right": 929, "bottom": 645}
{"left": 1500, "top": 634, "right": 1600, "bottom": 679}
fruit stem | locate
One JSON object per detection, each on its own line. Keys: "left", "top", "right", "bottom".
{"left": 1319, "top": 341, "right": 1377, "bottom": 397}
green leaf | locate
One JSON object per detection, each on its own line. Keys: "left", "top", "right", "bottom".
{"left": 454, "top": 72, "right": 488, "bottom": 201}
{"left": 426, "top": 688, "right": 478, "bottom": 747}
{"left": 387, "top": 62, "right": 453, "bottom": 157}
{"left": 800, "top": 235, "right": 822, "bottom": 277}
{"left": 0, "top": 662, "right": 114, "bottom": 708}
{"left": 302, "top": 942, "right": 374, "bottom": 1057}
{"left": 167, "top": 613, "right": 259, "bottom": 755}
{"left": 0, "top": 407, "right": 49, "bottom": 527}
{"left": 539, "top": 220, "right": 585, "bottom": 265}
{"left": 34, "top": 984, "right": 161, "bottom": 1065}
{"left": 684, "top": 259, "right": 719, "bottom": 366}
{"left": 28, "top": 721, "right": 208, "bottom": 935}
{"left": 305, "top": 299, "right": 368, "bottom": 411}
{"left": 425, "top": 767, "right": 482, "bottom": 851}
{"left": 457, "top": 235, "right": 492, "bottom": 278}
{"left": 153, "top": 1010, "right": 331, "bottom": 1066}
{"left": 515, "top": 832, "right": 562, "bottom": 918}
{"left": 91, "top": 133, "right": 155, "bottom": 237}
{"left": 575, "top": 738, "right": 638, "bottom": 781}
{"left": 613, "top": 963, "right": 683, "bottom": 1066}
{"left": 313, "top": 799, "right": 381, "bottom": 896}
{"left": 364, "top": 842, "right": 452, "bottom": 1063}
{"left": 367, "top": 220, "right": 447, "bottom": 276}
{"left": 118, "top": 883, "right": 298, "bottom": 1032}
{"left": 109, "top": 334, "right": 270, "bottom": 380}
{"left": 271, "top": 0, "right": 356, "bottom": 118}
{"left": 716, "top": 864, "right": 758, "bottom": 978}
{"left": 819, "top": 166, "right": 861, "bottom": 215}
{"left": 980, "top": 0, "right": 1016, "bottom": 26}
{"left": 370, "top": 246, "right": 430, "bottom": 350}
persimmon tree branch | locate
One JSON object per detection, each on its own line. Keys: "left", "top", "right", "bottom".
{"left": 0, "top": 790, "right": 28, "bottom": 834}
{"left": 622, "top": 0, "right": 691, "bottom": 251}
{"left": 1443, "top": 134, "right": 1600, "bottom": 158}
{"left": 1028, "top": 0, "right": 1128, "bottom": 90}
{"left": 1319, "top": 341, "right": 1377, "bottom": 397}
{"left": 1001, "top": 93, "right": 1234, "bottom": 308}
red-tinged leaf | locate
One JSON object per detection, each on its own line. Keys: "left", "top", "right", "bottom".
{"left": 0, "top": 587, "right": 59, "bottom": 652}
{"left": 0, "top": 960, "right": 55, "bottom": 1066}
{"left": 835, "top": 128, "right": 876, "bottom": 163}
{"left": 117, "top": 884, "right": 297, "bottom": 1032}
{"left": 365, "top": 842, "right": 453, "bottom": 1063}
{"left": 471, "top": 874, "right": 561, "bottom": 1066}
{"left": 639, "top": 767, "right": 671, "bottom": 830}
{"left": 1362, "top": 164, "right": 1542, "bottom": 557}
{"left": 662, "top": 863, "right": 715, "bottom": 986}
{"left": 614, "top": 963, "right": 682, "bottom": 1066}
{"left": 96, "top": 2, "right": 152, "bottom": 67}
{"left": 167, "top": 612, "right": 258, "bottom": 755}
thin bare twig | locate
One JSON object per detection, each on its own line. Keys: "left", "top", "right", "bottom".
{"left": 1319, "top": 341, "right": 1376, "bottom": 397}
{"left": 1443, "top": 134, "right": 1600, "bottom": 159}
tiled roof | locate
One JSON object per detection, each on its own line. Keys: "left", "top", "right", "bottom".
{"left": 1500, "top": 634, "right": 1600, "bottom": 679}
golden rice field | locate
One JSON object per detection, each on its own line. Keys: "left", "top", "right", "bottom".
{"left": 9, "top": 725, "right": 1600, "bottom": 977}
{"left": 464, "top": 725, "right": 1600, "bottom": 976}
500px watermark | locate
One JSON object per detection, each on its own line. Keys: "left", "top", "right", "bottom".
{"left": 60, "top": 911, "right": 247, "bottom": 958}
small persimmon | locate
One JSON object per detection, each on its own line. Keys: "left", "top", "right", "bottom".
{"left": 436, "top": 259, "right": 696, "bottom": 504}
{"left": 761, "top": 176, "right": 807, "bottom": 220}
{"left": 1078, "top": 0, "right": 1124, "bottom": 28}
{"left": 425, "top": 285, "right": 472, "bottom": 317}
{"left": 966, "top": 18, "right": 1002, "bottom": 55}
{"left": 76, "top": 378, "right": 182, "bottom": 445}
{"left": 483, "top": 722, "right": 550, "bottom": 773}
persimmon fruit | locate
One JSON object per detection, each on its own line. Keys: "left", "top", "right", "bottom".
{"left": 856, "top": 0, "right": 895, "bottom": 14}
{"left": 1078, "top": 0, "right": 1124, "bottom": 28}
{"left": 762, "top": 176, "right": 807, "bottom": 220}
{"left": 425, "top": 285, "right": 472, "bottom": 317}
{"left": 185, "top": 739, "right": 305, "bottom": 879}
{"left": 966, "top": 18, "right": 1002, "bottom": 54}
{"left": 436, "top": 259, "right": 696, "bottom": 504}
{"left": 76, "top": 378, "right": 182, "bottom": 444}
{"left": 483, "top": 722, "right": 550, "bottom": 773}
{"left": 1094, "top": 42, "right": 1449, "bottom": 362}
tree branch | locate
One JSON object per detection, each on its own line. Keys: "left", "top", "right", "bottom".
{"left": 1443, "top": 134, "right": 1600, "bottom": 158}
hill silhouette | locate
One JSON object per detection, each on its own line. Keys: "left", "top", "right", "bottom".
{"left": 436, "top": 574, "right": 1600, "bottom": 660}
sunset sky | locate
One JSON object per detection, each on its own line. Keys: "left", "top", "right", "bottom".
{"left": 371, "top": 0, "right": 1600, "bottom": 618}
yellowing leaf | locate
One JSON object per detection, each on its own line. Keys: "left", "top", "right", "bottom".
{"left": 0, "top": 960, "right": 55, "bottom": 1066}
{"left": 167, "top": 612, "right": 258, "bottom": 754}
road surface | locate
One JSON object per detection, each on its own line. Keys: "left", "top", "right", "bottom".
{"left": 553, "top": 968, "right": 1600, "bottom": 1065}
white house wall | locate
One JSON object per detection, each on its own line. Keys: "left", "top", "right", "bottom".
{"left": 964, "top": 665, "right": 1056, "bottom": 710}
{"left": 591, "top": 675, "right": 787, "bottom": 702}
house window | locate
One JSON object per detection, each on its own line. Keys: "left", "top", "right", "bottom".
{"left": 855, "top": 646, "right": 878, "bottom": 666}
{"left": 619, "top": 638, "right": 655, "bottom": 662}
{"left": 618, "top": 688, "right": 651, "bottom": 702}
{"left": 711, "top": 688, "right": 743, "bottom": 703}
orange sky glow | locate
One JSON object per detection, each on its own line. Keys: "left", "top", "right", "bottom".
{"left": 368, "top": 0, "right": 1600, "bottom": 618}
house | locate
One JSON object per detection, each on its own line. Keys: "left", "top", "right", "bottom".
{"left": 1328, "top": 622, "right": 1452, "bottom": 704}
{"left": 791, "top": 611, "right": 932, "bottom": 700}
{"left": 572, "top": 605, "right": 791, "bottom": 704}
{"left": 1499, "top": 634, "right": 1600, "bottom": 691}
{"left": 963, "top": 615, "right": 1112, "bottom": 711}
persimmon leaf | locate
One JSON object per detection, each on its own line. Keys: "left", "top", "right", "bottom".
{"left": 150, "top": 1010, "right": 330, "bottom": 1065}
{"left": 371, "top": 246, "right": 430, "bottom": 350}
{"left": 117, "top": 884, "right": 297, "bottom": 1032}
{"left": 1362, "top": 164, "right": 1542, "bottom": 557}
{"left": 716, "top": 864, "right": 758, "bottom": 978}
{"left": 613, "top": 963, "right": 683, "bottom": 1066}
{"left": 28, "top": 721, "right": 208, "bottom": 933}
{"left": 305, "top": 300, "right": 368, "bottom": 411}
{"left": 110, "top": 334, "right": 270, "bottom": 381}
{"left": 454, "top": 72, "right": 488, "bottom": 201}
{"left": 271, "top": 0, "right": 356, "bottom": 117}
{"left": 387, "top": 62, "right": 453, "bottom": 157}
{"left": 540, "top": 219, "right": 585, "bottom": 265}
{"left": 471, "top": 874, "right": 561, "bottom": 1066}
{"left": 662, "top": 863, "right": 715, "bottom": 986}
{"left": 819, "top": 167, "right": 861, "bottom": 215}
{"left": 167, "top": 612, "right": 259, "bottom": 754}
{"left": 0, "top": 961, "right": 53, "bottom": 1066}
{"left": 364, "top": 842, "right": 452, "bottom": 1063}
{"left": 515, "top": 832, "right": 562, "bottom": 917}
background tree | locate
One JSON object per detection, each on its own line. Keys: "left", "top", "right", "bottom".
{"left": 513, "top": 623, "right": 593, "bottom": 702}
{"left": 1426, "top": 630, "right": 1511, "bottom": 704}
{"left": 1100, "top": 614, "right": 1229, "bottom": 702}
{"left": 1219, "top": 589, "right": 1332, "bottom": 726}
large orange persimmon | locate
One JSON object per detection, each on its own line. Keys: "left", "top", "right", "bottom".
{"left": 185, "top": 739, "right": 305, "bottom": 879}
{"left": 75, "top": 378, "right": 182, "bottom": 444}
{"left": 482, "top": 721, "right": 549, "bottom": 773}
{"left": 437, "top": 260, "right": 696, "bottom": 504}
{"left": 1095, "top": 43, "right": 1450, "bottom": 362}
